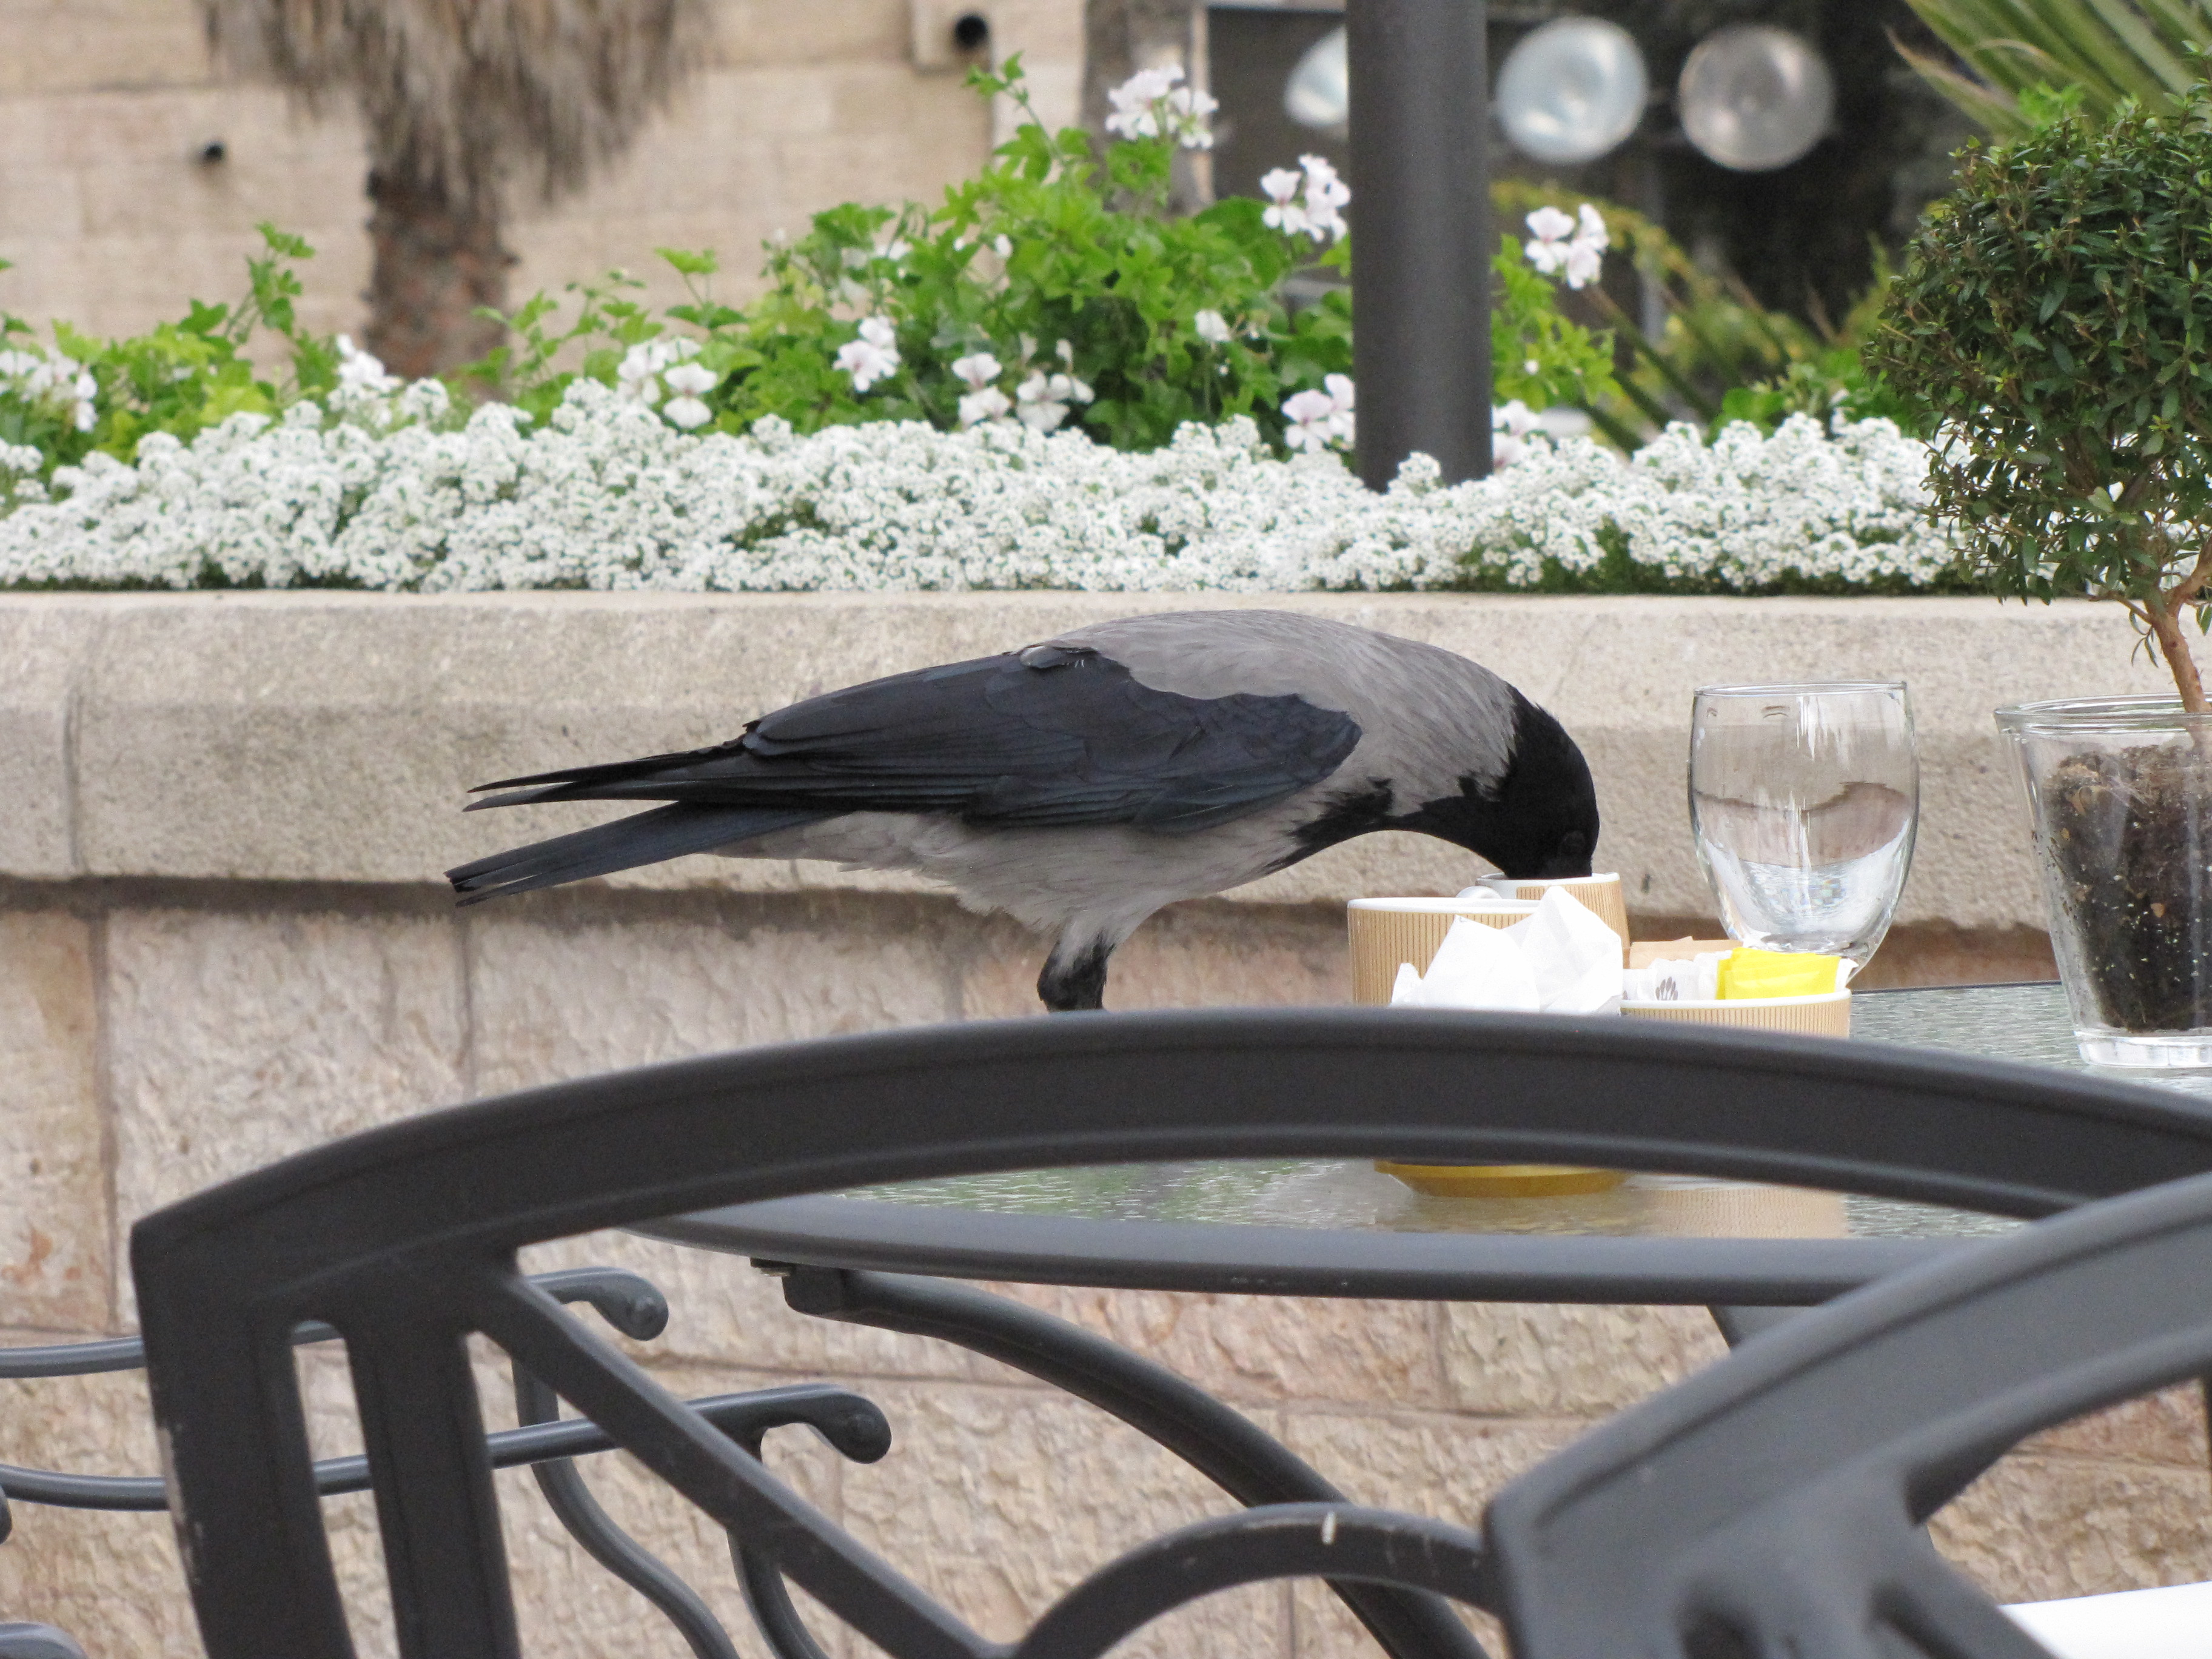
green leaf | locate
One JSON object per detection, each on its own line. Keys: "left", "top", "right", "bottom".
{"left": 657, "top": 247, "right": 719, "bottom": 276}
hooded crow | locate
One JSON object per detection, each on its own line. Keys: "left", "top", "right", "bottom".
{"left": 448, "top": 610, "right": 1599, "bottom": 1011}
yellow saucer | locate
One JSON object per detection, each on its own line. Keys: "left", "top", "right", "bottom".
{"left": 1375, "top": 1161, "right": 1629, "bottom": 1198}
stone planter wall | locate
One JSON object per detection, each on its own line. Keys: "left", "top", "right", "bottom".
{"left": 2, "top": 591, "right": 2206, "bottom": 1654}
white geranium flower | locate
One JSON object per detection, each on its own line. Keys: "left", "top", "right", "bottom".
{"left": 1195, "top": 309, "right": 1233, "bottom": 344}
{"left": 615, "top": 338, "right": 696, "bottom": 404}
{"left": 1162, "top": 84, "right": 1219, "bottom": 150}
{"left": 1299, "top": 156, "right": 1350, "bottom": 243}
{"left": 1563, "top": 207, "right": 1608, "bottom": 289}
{"left": 67, "top": 369, "right": 98, "bottom": 432}
{"left": 950, "top": 352, "right": 1003, "bottom": 391}
{"left": 1261, "top": 168, "right": 1309, "bottom": 238}
{"left": 1524, "top": 206, "right": 1576, "bottom": 276}
{"left": 1492, "top": 400, "right": 1541, "bottom": 468}
{"left": 662, "top": 397, "right": 713, "bottom": 430}
{"left": 1321, "top": 373, "right": 1355, "bottom": 446}
{"left": 1016, "top": 374, "right": 1071, "bottom": 432}
{"left": 991, "top": 234, "right": 1013, "bottom": 258}
{"left": 663, "top": 361, "right": 718, "bottom": 398}
{"left": 1527, "top": 204, "right": 1609, "bottom": 289}
{"left": 1104, "top": 65, "right": 1216, "bottom": 149}
{"left": 958, "top": 386, "right": 1013, "bottom": 427}
{"left": 1282, "top": 388, "right": 1343, "bottom": 452}
{"left": 1014, "top": 370, "right": 1093, "bottom": 433}
{"left": 1105, "top": 67, "right": 1178, "bottom": 139}
{"left": 835, "top": 318, "right": 901, "bottom": 394}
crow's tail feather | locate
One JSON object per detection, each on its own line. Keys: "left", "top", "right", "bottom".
{"left": 446, "top": 804, "right": 829, "bottom": 905}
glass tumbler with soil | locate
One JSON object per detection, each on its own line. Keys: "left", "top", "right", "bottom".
{"left": 1997, "top": 698, "right": 2212, "bottom": 1068}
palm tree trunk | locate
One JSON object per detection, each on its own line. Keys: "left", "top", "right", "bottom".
{"left": 363, "top": 164, "right": 511, "bottom": 378}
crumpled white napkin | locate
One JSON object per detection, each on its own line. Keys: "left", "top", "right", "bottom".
{"left": 1389, "top": 888, "right": 1623, "bottom": 1015}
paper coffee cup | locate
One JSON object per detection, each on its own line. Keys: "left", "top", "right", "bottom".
{"left": 1621, "top": 989, "right": 1851, "bottom": 1039}
{"left": 1350, "top": 894, "right": 1632, "bottom": 1197}
{"left": 1463, "top": 872, "right": 1629, "bottom": 959}
{"left": 1346, "top": 897, "right": 1538, "bottom": 1007}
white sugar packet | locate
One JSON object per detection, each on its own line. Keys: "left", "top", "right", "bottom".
{"left": 1623, "top": 953, "right": 1727, "bottom": 1003}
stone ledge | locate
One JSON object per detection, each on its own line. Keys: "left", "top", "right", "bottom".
{"left": 0, "top": 590, "right": 2172, "bottom": 930}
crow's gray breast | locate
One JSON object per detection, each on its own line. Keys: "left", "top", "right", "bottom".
{"left": 467, "top": 647, "right": 1363, "bottom": 835}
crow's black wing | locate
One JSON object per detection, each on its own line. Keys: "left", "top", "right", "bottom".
{"left": 468, "top": 647, "right": 1362, "bottom": 834}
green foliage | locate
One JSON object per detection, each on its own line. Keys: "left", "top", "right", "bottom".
{"left": 1488, "top": 180, "right": 1915, "bottom": 444}
{"left": 0, "top": 224, "right": 341, "bottom": 474}
{"left": 1492, "top": 239, "right": 1615, "bottom": 412}
{"left": 1871, "top": 82, "right": 2212, "bottom": 703}
{"left": 464, "top": 62, "right": 1617, "bottom": 456}
{"left": 1897, "top": 0, "right": 2212, "bottom": 136}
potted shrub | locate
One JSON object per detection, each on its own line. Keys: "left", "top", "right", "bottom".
{"left": 1874, "top": 86, "right": 2212, "bottom": 1066}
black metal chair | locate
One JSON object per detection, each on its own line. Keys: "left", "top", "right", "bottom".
{"left": 0, "top": 1626, "right": 84, "bottom": 1659}
{"left": 1485, "top": 1162, "right": 2212, "bottom": 1658}
{"left": 1, "top": 1269, "right": 890, "bottom": 1659}
{"left": 127, "top": 1008, "right": 2212, "bottom": 1659}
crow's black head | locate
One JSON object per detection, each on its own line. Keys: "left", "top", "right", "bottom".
{"left": 1398, "top": 692, "right": 1599, "bottom": 879}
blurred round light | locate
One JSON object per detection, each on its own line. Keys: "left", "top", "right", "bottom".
{"left": 1678, "top": 23, "right": 1835, "bottom": 172}
{"left": 1495, "top": 16, "right": 1648, "bottom": 166}
{"left": 1284, "top": 26, "right": 1348, "bottom": 135}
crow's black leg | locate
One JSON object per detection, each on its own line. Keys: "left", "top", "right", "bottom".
{"left": 1037, "top": 940, "right": 1112, "bottom": 1013}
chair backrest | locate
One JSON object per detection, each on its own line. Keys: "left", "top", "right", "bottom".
{"left": 130, "top": 1009, "right": 2212, "bottom": 1659}
{"left": 1483, "top": 1164, "right": 2212, "bottom": 1659}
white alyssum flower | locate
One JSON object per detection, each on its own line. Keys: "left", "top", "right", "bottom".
{"left": 1104, "top": 65, "right": 1217, "bottom": 149}
{"left": 333, "top": 335, "right": 401, "bottom": 406}
{"left": 0, "top": 439, "right": 44, "bottom": 511}
{"left": 0, "top": 384, "right": 1953, "bottom": 599}
{"left": 1194, "top": 309, "right": 1233, "bottom": 345}
{"left": 835, "top": 318, "right": 901, "bottom": 394}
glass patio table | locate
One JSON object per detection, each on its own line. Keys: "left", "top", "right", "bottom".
{"left": 641, "top": 982, "right": 2212, "bottom": 1310}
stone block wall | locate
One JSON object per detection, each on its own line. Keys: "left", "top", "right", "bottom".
{"left": 0, "top": 0, "right": 1082, "bottom": 345}
{"left": 2, "top": 591, "right": 2206, "bottom": 1652}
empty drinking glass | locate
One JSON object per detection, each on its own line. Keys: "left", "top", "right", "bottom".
{"left": 1689, "top": 682, "right": 1919, "bottom": 974}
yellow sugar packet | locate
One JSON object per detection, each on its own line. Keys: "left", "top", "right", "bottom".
{"left": 1717, "top": 948, "right": 1844, "bottom": 999}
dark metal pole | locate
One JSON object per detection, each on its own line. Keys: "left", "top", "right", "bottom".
{"left": 1348, "top": 0, "right": 1492, "bottom": 488}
